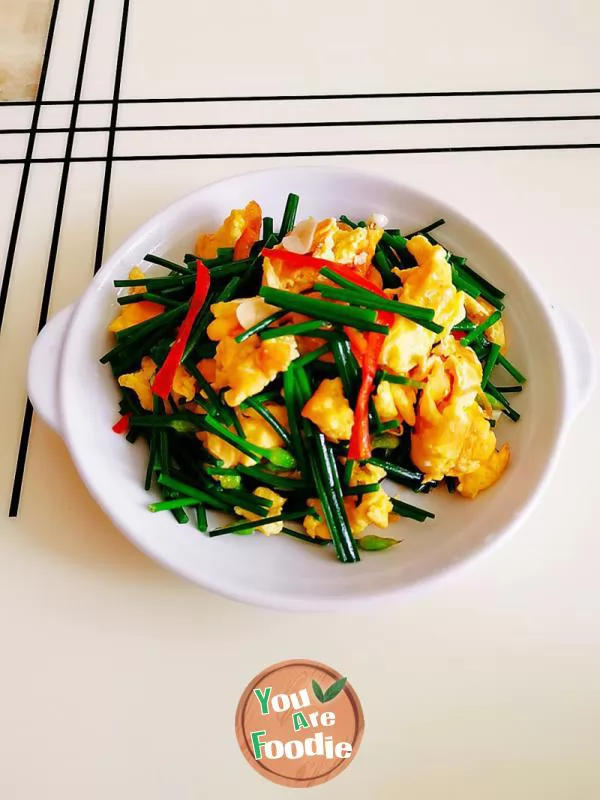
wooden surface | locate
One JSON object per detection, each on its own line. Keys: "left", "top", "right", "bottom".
{"left": 0, "top": 0, "right": 52, "bottom": 100}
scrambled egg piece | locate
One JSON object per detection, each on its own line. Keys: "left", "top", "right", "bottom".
{"left": 457, "top": 443, "right": 510, "bottom": 498}
{"left": 207, "top": 297, "right": 281, "bottom": 341}
{"left": 243, "top": 402, "right": 289, "bottom": 429}
{"left": 213, "top": 334, "right": 298, "bottom": 406}
{"left": 411, "top": 341, "right": 497, "bottom": 481}
{"left": 198, "top": 405, "right": 287, "bottom": 468}
{"left": 172, "top": 364, "right": 196, "bottom": 403}
{"left": 206, "top": 300, "right": 244, "bottom": 341}
{"left": 312, "top": 218, "right": 383, "bottom": 268}
{"left": 234, "top": 487, "right": 286, "bottom": 536}
{"left": 412, "top": 401, "right": 495, "bottom": 482}
{"left": 464, "top": 294, "right": 506, "bottom": 349}
{"left": 262, "top": 253, "right": 320, "bottom": 293}
{"left": 126, "top": 266, "right": 147, "bottom": 295}
{"left": 373, "top": 380, "right": 417, "bottom": 426}
{"left": 262, "top": 218, "right": 383, "bottom": 292}
{"left": 348, "top": 461, "right": 386, "bottom": 486}
{"left": 197, "top": 358, "right": 216, "bottom": 383}
{"left": 232, "top": 201, "right": 262, "bottom": 260}
{"left": 347, "top": 488, "right": 394, "bottom": 536}
{"left": 195, "top": 201, "right": 261, "bottom": 260}
{"left": 303, "top": 498, "right": 346, "bottom": 540}
{"left": 303, "top": 487, "right": 393, "bottom": 539}
{"left": 117, "top": 357, "right": 195, "bottom": 411}
{"left": 301, "top": 378, "right": 354, "bottom": 442}
{"left": 109, "top": 267, "right": 164, "bottom": 333}
{"left": 118, "top": 356, "right": 156, "bottom": 411}
{"left": 380, "top": 236, "right": 465, "bottom": 375}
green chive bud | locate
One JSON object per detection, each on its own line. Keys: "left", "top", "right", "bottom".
{"left": 357, "top": 535, "right": 400, "bottom": 551}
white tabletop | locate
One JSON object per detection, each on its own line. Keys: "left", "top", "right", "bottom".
{"left": 1, "top": 1, "right": 599, "bottom": 798}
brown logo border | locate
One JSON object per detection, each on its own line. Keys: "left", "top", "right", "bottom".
{"left": 235, "top": 658, "right": 365, "bottom": 788}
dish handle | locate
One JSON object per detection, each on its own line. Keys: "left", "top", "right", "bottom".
{"left": 552, "top": 306, "right": 596, "bottom": 426}
{"left": 28, "top": 303, "right": 76, "bottom": 436}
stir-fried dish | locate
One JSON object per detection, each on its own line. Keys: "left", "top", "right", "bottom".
{"left": 102, "top": 194, "right": 526, "bottom": 562}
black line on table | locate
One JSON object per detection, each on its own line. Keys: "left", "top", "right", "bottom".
{"left": 93, "top": 0, "right": 130, "bottom": 275}
{"left": 9, "top": 0, "right": 96, "bottom": 518}
{"left": 2, "top": 113, "right": 600, "bottom": 136}
{"left": 1, "top": 141, "right": 600, "bottom": 167}
{"left": 0, "top": 0, "right": 61, "bottom": 333}
{"left": 1, "top": 87, "right": 600, "bottom": 107}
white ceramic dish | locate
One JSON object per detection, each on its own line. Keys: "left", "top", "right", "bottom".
{"left": 28, "top": 167, "right": 594, "bottom": 611}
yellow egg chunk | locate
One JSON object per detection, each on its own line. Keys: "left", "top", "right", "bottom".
{"left": 348, "top": 462, "right": 386, "bottom": 486}
{"left": 303, "top": 499, "right": 329, "bottom": 540}
{"left": 262, "top": 254, "right": 320, "bottom": 293}
{"left": 127, "top": 266, "right": 148, "bottom": 295}
{"left": 171, "top": 363, "right": 196, "bottom": 403}
{"left": 213, "top": 334, "right": 298, "bottom": 407}
{"left": 197, "top": 430, "right": 243, "bottom": 467}
{"left": 234, "top": 488, "right": 286, "bottom": 536}
{"left": 441, "top": 336, "right": 484, "bottom": 405}
{"left": 310, "top": 218, "right": 338, "bottom": 260}
{"left": 373, "top": 380, "right": 417, "bottom": 426}
{"left": 195, "top": 208, "right": 247, "bottom": 260}
{"left": 243, "top": 402, "right": 289, "bottom": 431}
{"left": 240, "top": 413, "right": 285, "bottom": 452}
{"left": 346, "top": 488, "right": 394, "bottom": 536}
{"left": 410, "top": 338, "right": 498, "bottom": 482}
{"left": 117, "top": 357, "right": 196, "bottom": 411}
{"left": 262, "top": 218, "right": 383, "bottom": 294}
{"left": 301, "top": 378, "right": 354, "bottom": 443}
{"left": 118, "top": 356, "right": 156, "bottom": 411}
{"left": 197, "top": 358, "right": 217, "bottom": 383}
{"left": 108, "top": 268, "right": 164, "bottom": 333}
{"left": 379, "top": 319, "right": 434, "bottom": 378}
{"left": 373, "top": 381, "right": 397, "bottom": 421}
{"left": 108, "top": 300, "right": 164, "bottom": 334}
{"left": 415, "top": 357, "right": 451, "bottom": 422}
{"left": 412, "top": 402, "right": 495, "bottom": 482}
{"left": 312, "top": 219, "right": 383, "bottom": 266}
{"left": 449, "top": 404, "right": 497, "bottom": 477}
{"left": 380, "top": 235, "right": 465, "bottom": 375}
{"left": 303, "top": 498, "right": 356, "bottom": 540}
{"left": 198, "top": 408, "right": 286, "bottom": 468}
{"left": 464, "top": 294, "right": 506, "bottom": 349}
{"left": 457, "top": 443, "right": 511, "bottom": 499}
{"left": 206, "top": 299, "right": 244, "bottom": 341}
{"left": 303, "top": 489, "right": 393, "bottom": 540}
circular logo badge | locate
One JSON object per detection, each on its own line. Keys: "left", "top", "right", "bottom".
{"left": 235, "top": 659, "right": 364, "bottom": 788}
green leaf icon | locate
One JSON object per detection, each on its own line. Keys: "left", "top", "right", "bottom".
{"left": 323, "top": 677, "right": 348, "bottom": 703}
{"left": 312, "top": 679, "right": 325, "bottom": 703}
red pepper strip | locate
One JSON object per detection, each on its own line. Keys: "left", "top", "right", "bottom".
{"left": 323, "top": 261, "right": 387, "bottom": 294}
{"left": 451, "top": 330, "right": 467, "bottom": 340}
{"left": 233, "top": 223, "right": 260, "bottom": 261}
{"left": 112, "top": 412, "right": 132, "bottom": 434}
{"left": 348, "top": 315, "right": 394, "bottom": 460}
{"left": 261, "top": 247, "right": 332, "bottom": 270}
{"left": 344, "top": 326, "right": 367, "bottom": 361}
{"left": 152, "top": 260, "right": 211, "bottom": 401}
{"left": 320, "top": 263, "right": 396, "bottom": 461}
